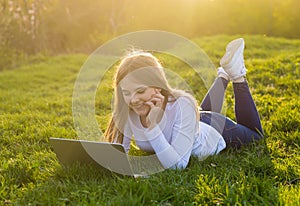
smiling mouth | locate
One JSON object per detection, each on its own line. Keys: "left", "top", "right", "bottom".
{"left": 131, "top": 103, "right": 147, "bottom": 110}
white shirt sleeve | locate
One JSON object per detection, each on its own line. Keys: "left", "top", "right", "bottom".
{"left": 122, "top": 136, "right": 131, "bottom": 153}
{"left": 122, "top": 122, "right": 132, "bottom": 153}
{"left": 144, "top": 97, "right": 197, "bottom": 169}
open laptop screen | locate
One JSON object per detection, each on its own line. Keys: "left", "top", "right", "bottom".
{"left": 50, "top": 137, "right": 134, "bottom": 176}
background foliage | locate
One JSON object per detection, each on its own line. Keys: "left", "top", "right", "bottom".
{"left": 1, "top": 0, "right": 300, "bottom": 56}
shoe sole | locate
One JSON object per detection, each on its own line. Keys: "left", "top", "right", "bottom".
{"left": 220, "top": 38, "right": 244, "bottom": 67}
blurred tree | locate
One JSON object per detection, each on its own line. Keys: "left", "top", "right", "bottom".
{"left": 0, "top": 0, "right": 299, "bottom": 56}
{"left": 272, "top": 0, "right": 300, "bottom": 38}
{"left": 0, "top": 0, "right": 49, "bottom": 53}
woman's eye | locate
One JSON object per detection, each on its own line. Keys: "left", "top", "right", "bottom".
{"left": 137, "top": 89, "right": 145, "bottom": 94}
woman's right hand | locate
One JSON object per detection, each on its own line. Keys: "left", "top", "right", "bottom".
{"left": 144, "top": 92, "right": 165, "bottom": 129}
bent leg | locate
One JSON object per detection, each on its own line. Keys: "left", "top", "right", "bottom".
{"left": 233, "top": 81, "right": 263, "bottom": 135}
{"left": 200, "top": 77, "right": 229, "bottom": 113}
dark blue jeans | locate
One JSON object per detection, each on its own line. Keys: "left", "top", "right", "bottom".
{"left": 200, "top": 77, "right": 264, "bottom": 148}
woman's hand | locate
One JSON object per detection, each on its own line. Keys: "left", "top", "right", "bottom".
{"left": 144, "top": 90, "right": 165, "bottom": 129}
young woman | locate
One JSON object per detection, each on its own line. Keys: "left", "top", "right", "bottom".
{"left": 104, "top": 38, "right": 264, "bottom": 169}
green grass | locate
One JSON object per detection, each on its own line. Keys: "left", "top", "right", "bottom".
{"left": 1, "top": 35, "right": 300, "bottom": 205}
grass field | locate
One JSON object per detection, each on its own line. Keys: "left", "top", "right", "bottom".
{"left": 0, "top": 35, "right": 299, "bottom": 205}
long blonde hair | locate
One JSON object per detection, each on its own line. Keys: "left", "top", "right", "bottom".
{"left": 104, "top": 52, "right": 199, "bottom": 143}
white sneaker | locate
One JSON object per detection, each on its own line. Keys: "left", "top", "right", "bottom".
{"left": 220, "top": 38, "right": 246, "bottom": 80}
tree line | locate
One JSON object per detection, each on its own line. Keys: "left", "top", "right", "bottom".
{"left": 1, "top": 0, "right": 299, "bottom": 56}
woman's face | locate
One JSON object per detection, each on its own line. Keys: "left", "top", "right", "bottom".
{"left": 119, "top": 76, "right": 159, "bottom": 117}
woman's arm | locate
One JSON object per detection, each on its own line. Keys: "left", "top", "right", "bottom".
{"left": 120, "top": 123, "right": 133, "bottom": 153}
{"left": 144, "top": 97, "right": 197, "bottom": 169}
{"left": 122, "top": 135, "right": 131, "bottom": 153}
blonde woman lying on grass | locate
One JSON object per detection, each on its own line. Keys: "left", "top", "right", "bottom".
{"left": 105, "top": 38, "right": 264, "bottom": 169}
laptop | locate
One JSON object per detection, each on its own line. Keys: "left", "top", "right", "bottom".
{"left": 50, "top": 137, "right": 144, "bottom": 177}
